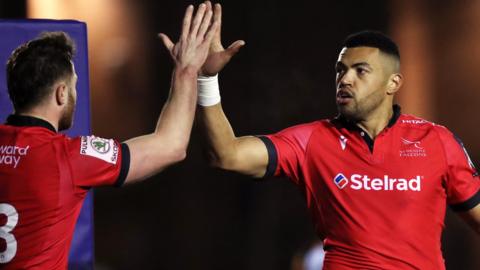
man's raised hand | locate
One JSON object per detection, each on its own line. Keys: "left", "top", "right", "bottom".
{"left": 158, "top": 2, "right": 219, "bottom": 72}
{"left": 200, "top": 2, "right": 245, "bottom": 76}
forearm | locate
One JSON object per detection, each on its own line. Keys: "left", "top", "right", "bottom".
{"left": 154, "top": 67, "right": 198, "bottom": 152}
{"left": 122, "top": 2, "right": 218, "bottom": 184}
{"left": 198, "top": 102, "right": 268, "bottom": 178}
{"left": 124, "top": 67, "right": 197, "bottom": 183}
{"left": 199, "top": 103, "right": 238, "bottom": 168}
{"left": 459, "top": 204, "right": 480, "bottom": 235}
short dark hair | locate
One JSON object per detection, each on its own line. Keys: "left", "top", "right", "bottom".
{"left": 6, "top": 31, "right": 76, "bottom": 112}
{"left": 342, "top": 30, "right": 400, "bottom": 60}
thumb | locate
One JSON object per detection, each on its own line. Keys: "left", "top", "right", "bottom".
{"left": 226, "top": 40, "right": 245, "bottom": 56}
{"left": 158, "top": 33, "right": 174, "bottom": 52}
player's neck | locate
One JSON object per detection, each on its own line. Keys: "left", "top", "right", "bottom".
{"left": 16, "top": 107, "right": 59, "bottom": 132}
{"left": 355, "top": 105, "right": 393, "bottom": 139}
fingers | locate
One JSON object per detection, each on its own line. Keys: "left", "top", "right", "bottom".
{"left": 158, "top": 33, "right": 174, "bottom": 51}
{"left": 226, "top": 40, "right": 246, "bottom": 56}
{"left": 197, "top": 7, "right": 213, "bottom": 39}
{"left": 190, "top": 3, "right": 207, "bottom": 38}
{"left": 180, "top": 5, "right": 194, "bottom": 41}
{"left": 203, "top": 1, "right": 215, "bottom": 37}
{"left": 208, "top": 3, "right": 223, "bottom": 51}
{"left": 214, "top": 3, "right": 222, "bottom": 31}
{"left": 205, "top": 1, "right": 213, "bottom": 12}
{"left": 203, "top": 19, "right": 219, "bottom": 44}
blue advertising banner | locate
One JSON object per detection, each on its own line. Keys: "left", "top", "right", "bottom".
{"left": 0, "top": 19, "right": 94, "bottom": 270}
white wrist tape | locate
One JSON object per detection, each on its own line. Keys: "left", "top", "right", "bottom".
{"left": 197, "top": 74, "right": 221, "bottom": 106}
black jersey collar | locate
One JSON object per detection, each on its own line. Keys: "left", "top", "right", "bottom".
{"left": 333, "top": 104, "right": 401, "bottom": 130}
{"left": 388, "top": 104, "right": 401, "bottom": 127}
{"left": 5, "top": 114, "right": 57, "bottom": 133}
{"left": 332, "top": 105, "right": 401, "bottom": 153}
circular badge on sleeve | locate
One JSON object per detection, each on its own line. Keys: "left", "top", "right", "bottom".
{"left": 90, "top": 137, "right": 111, "bottom": 154}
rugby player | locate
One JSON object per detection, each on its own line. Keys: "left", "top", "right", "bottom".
{"left": 0, "top": 3, "right": 218, "bottom": 269}
{"left": 197, "top": 3, "right": 480, "bottom": 269}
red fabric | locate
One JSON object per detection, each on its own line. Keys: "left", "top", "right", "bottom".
{"left": 0, "top": 125, "right": 123, "bottom": 269}
{"left": 266, "top": 114, "right": 479, "bottom": 270}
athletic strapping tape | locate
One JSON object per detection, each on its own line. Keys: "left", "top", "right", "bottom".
{"left": 197, "top": 74, "right": 220, "bottom": 106}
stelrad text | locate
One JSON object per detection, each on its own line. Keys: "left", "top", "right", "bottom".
{"left": 349, "top": 174, "right": 422, "bottom": 191}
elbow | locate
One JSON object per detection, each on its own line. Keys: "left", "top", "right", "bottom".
{"left": 176, "top": 150, "right": 187, "bottom": 162}
{"left": 209, "top": 158, "right": 225, "bottom": 170}
{"left": 210, "top": 155, "right": 262, "bottom": 178}
{"left": 171, "top": 147, "right": 187, "bottom": 163}
{"left": 205, "top": 150, "right": 223, "bottom": 169}
{"left": 162, "top": 142, "right": 188, "bottom": 166}
{"left": 168, "top": 138, "right": 189, "bottom": 163}
{"left": 209, "top": 154, "right": 237, "bottom": 171}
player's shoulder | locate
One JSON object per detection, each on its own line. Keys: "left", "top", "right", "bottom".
{"left": 269, "top": 120, "right": 326, "bottom": 147}
{"left": 277, "top": 120, "right": 326, "bottom": 136}
{"left": 66, "top": 135, "right": 117, "bottom": 150}
{"left": 0, "top": 124, "right": 14, "bottom": 135}
{"left": 68, "top": 135, "right": 120, "bottom": 164}
{"left": 0, "top": 124, "right": 66, "bottom": 144}
{"left": 397, "top": 114, "right": 436, "bottom": 128}
{"left": 397, "top": 114, "right": 456, "bottom": 140}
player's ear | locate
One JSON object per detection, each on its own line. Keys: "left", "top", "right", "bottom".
{"left": 54, "top": 82, "right": 68, "bottom": 106}
{"left": 386, "top": 73, "right": 403, "bottom": 95}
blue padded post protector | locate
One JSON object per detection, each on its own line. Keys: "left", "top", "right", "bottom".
{"left": 0, "top": 19, "right": 94, "bottom": 270}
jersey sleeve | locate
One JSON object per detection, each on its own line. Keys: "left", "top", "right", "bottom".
{"left": 258, "top": 122, "right": 316, "bottom": 184}
{"left": 437, "top": 127, "right": 480, "bottom": 211}
{"left": 65, "top": 135, "right": 130, "bottom": 188}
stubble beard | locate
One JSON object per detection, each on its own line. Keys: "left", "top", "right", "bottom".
{"left": 337, "top": 100, "right": 361, "bottom": 121}
{"left": 58, "top": 94, "right": 75, "bottom": 131}
{"left": 337, "top": 91, "right": 385, "bottom": 122}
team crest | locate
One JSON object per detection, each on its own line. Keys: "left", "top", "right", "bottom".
{"left": 399, "top": 138, "right": 427, "bottom": 157}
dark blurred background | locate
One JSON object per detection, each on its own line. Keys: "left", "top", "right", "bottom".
{"left": 2, "top": 0, "right": 480, "bottom": 269}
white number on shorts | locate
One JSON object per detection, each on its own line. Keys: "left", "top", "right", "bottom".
{"left": 0, "top": 203, "right": 18, "bottom": 263}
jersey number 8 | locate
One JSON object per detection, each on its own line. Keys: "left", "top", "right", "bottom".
{"left": 0, "top": 203, "right": 18, "bottom": 263}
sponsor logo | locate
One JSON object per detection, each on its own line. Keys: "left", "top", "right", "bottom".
{"left": 339, "top": 135, "right": 348, "bottom": 151}
{"left": 111, "top": 143, "right": 119, "bottom": 163}
{"left": 80, "top": 136, "right": 118, "bottom": 164}
{"left": 0, "top": 145, "right": 29, "bottom": 168}
{"left": 333, "top": 173, "right": 422, "bottom": 191}
{"left": 400, "top": 138, "right": 426, "bottom": 157}
{"left": 401, "top": 119, "right": 427, "bottom": 125}
{"left": 91, "top": 138, "right": 111, "bottom": 154}
{"left": 334, "top": 173, "right": 349, "bottom": 189}
{"left": 80, "top": 137, "right": 88, "bottom": 155}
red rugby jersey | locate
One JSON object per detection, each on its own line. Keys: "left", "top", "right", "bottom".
{"left": 260, "top": 106, "right": 480, "bottom": 270}
{"left": 0, "top": 115, "right": 129, "bottom": 269}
